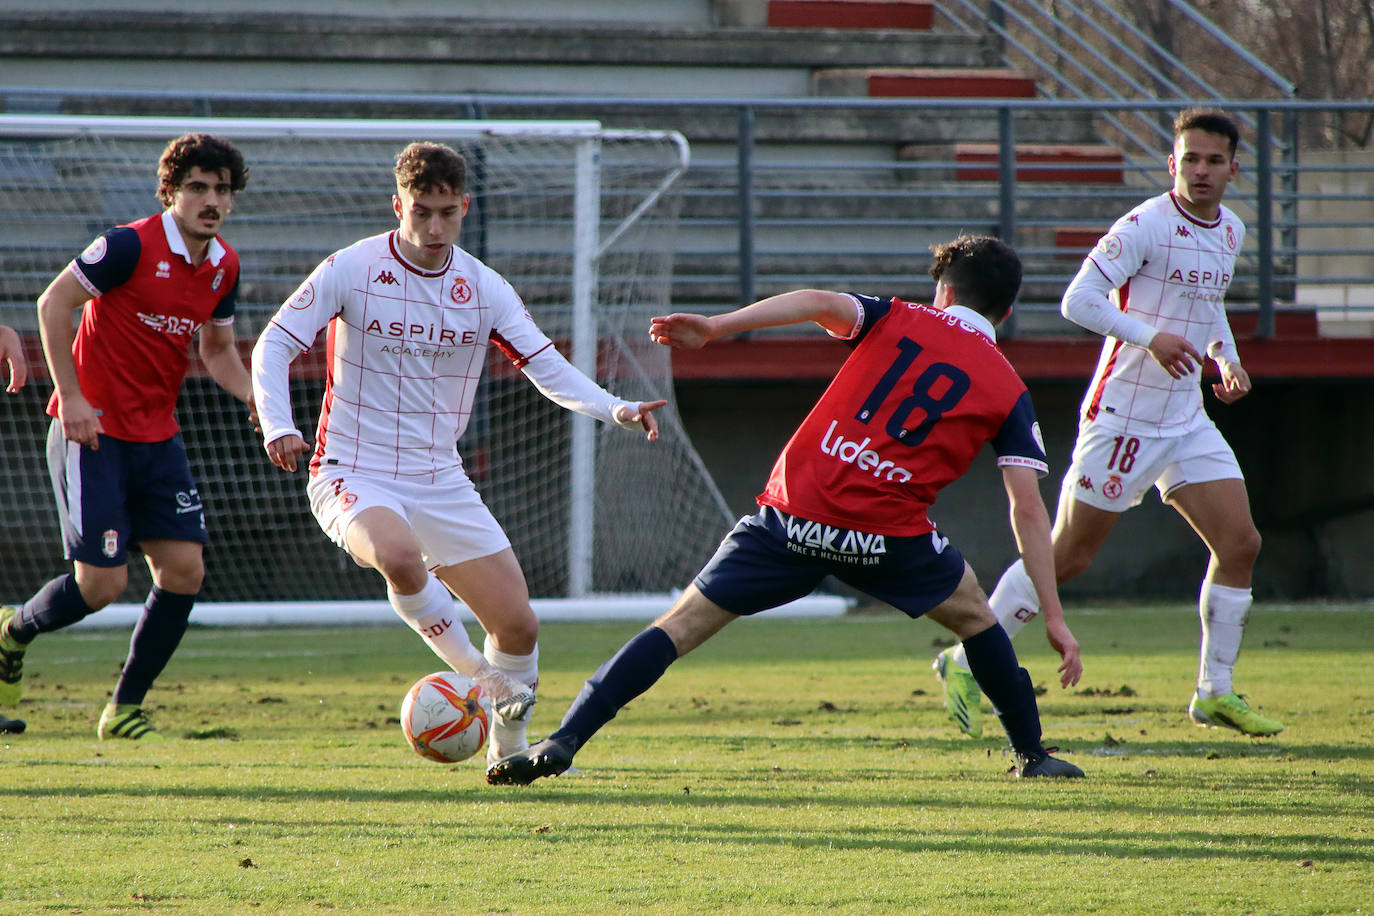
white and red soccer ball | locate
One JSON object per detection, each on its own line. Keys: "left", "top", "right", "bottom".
{"left": 400, "top": 671, "right": 492, "bottom": 763}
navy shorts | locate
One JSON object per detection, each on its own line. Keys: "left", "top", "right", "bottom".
{"left": 692, "top": 506, "right": 966, "bottom": 619}
{"left": 46, "top": 420, "right": 207, "bottom": 567}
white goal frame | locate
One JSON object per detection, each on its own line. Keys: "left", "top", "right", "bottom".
{"left": 0, "top": 113, "right": 688, "bottom": 599}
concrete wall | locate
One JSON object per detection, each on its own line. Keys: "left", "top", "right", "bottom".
{"left": 674, "top": 376, "right": 1374, "bottom": 601}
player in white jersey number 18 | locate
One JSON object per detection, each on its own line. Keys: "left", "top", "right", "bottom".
{"left": 935, "top": 108, "right": 1282, "bottom": 740}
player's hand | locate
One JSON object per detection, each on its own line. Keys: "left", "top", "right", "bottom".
{"left": 58, "top": 395, "right": 104, "bottom": 450}
{"left": 1213, "top": 361, "right": 1251, "bottom": 404}
{"left": 0, "top": 328, "right": 27, "bottom": 393}
{"left": 614, "top": 400, "right": 669, "bottom": 442}
{"left": 1045, "top": 619, "right": 1082, "bottom": 688}
{"left": 266, "top": 433, "right": 309, "bottom": 472}
{"left": 649, "top": 313, "right": 714, "bottom": 350}
{"left": 1147, "top": 332, "right": 1202, "bottom": 379}
{"left": 245, "top": 395, "right": 261, "bottom": 434}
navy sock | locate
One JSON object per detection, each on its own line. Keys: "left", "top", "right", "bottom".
{"left": 960, "top": 623, "right": 1044, "bottom": 756}
{"left": 13, "top": 574, "right": 97, "bottom": 642}
{"left": 111, "top": 587, "right": 196, "bottom": 707}
{"left": 551, "top": 626, "right": 679, "bottom": 754}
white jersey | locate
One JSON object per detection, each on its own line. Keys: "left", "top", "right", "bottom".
{"left": 1072, "top": 191, "right": 1244, "bottom": 436}
{"left": 254, "top": 231, "right": 632, "bottom": 481}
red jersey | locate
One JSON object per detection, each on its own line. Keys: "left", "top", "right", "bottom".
{"left": 50, "top": 211, "right": 239, "bottom": 442}
{"left": 758, "top": 295, "right": 1047, "bottom": 536}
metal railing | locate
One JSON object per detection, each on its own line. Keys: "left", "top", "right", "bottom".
{"left": 2, "top": 88, "right": 1372, "bottom": 339}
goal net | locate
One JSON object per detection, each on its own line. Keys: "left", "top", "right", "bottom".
{"left": 0, "top": 114, "right": 734, "bottom": 606}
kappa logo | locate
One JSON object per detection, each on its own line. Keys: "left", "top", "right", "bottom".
{"left": 373, "top": 269, "right": 399, "bottom": 286}
{"left": 1176, "top": 225, "right": 1192, "bottom": 238}
{"left": 1077, "top": 475, "right": 1095, "bottom": 492}
{"left": 155, "top": 260, "right": 172, "bottom": 279}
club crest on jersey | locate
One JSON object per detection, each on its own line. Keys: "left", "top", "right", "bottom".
{"left": 1031, "top": 421, "right": 1045, "bottom": 454}
{"left": 1226, "top": 224, "right": 1237, "bottom": 250}
{"left": 102, "top": 529, "right": 119, "bottom": 558}
{"left": 450, "top": 277, "right": 472, "bottom": 304}
{"left": 211, "top": 268, "right": 225, "bottom": 291}
{"left": 1096, "top": 235, "right": 1122, "bottom": 260}
{"left": 1102, "top": 475, "right": 1124, "bottom": 500}
{"left": 79, "top": 236, "right": 107, "bottom": 264}
{"left": 289, "top": 282, "right": 315, "bottom": 310}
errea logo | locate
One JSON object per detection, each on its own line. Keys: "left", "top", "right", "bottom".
{"left": 155, "top": 260, "right": 172, "bottom": 279}
{"left": 373, "top": 270, "right": 399, "bottom": 286}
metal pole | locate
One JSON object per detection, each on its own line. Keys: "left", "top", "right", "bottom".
{"left": 737, "top": 105, "right": 756, "bottom": 308}
{"left": 1254, "top": 108, "right": 1274, "bottom": 338}
{"left": 997, "top": 105, "right": 1019, "bottom": 337}
{"left": 568, "top": 137, "right": 601, "bottom": 596}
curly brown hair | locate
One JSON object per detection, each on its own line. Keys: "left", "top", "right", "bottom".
{"left": 927, "top": 234, "right": 1022, "bottom": 323}
{"left": 155, "top": 134, "right": 248, "bottom": 206}
{"left": 394, "top": 142, "right": 467, "bottom": 196}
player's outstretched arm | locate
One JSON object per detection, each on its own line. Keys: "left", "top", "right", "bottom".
{"left": 0, "top": 324, "right": 27, "bottom": 393}
{"left": 1002, "top": 465, "right": 1082, "bottom": 687}
{"left": 650, "top": 289, "right": 857, "bottom": 349}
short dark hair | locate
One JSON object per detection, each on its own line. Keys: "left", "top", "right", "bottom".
{"left": 156, "top": 134, "right": 248, "bottom": 206}
{"left": 928, "top": 234, "right": 1022, "bottom": 323}
{"left": 394, "top": 142, "right": 467, "bottom": 196}
{"left": 1173, "top": 107, "right": 1240, "bottom": 157}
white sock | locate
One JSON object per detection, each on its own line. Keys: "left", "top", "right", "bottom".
{"left": 1197, "top": 580, "right": 1251, "bottom": 698}
{"left": 484, "top": 637, "right": 538, "bottom": 758}
{"left": 950, "top": 558, "right": 1039, "bottom": 672}
{"left": 387, "top": 576, "right": 487, "bottom": 676}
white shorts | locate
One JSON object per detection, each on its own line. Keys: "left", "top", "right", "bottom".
{"left": 1061, "top": 420, "right": 1243, "bottom": 512}
{"left": 306, "top": 466, "right": 511, "bottom": 570}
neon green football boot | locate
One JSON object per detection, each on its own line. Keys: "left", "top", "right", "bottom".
{"left": 933, "top": 647, "right": 983, "bottom": 738}
{"left": 0, "top": 606, "right": 27, "bottom": 708}
{"left": 98, "top": 704, "right": 166, "bottom": 741}
{"left": 1187, "top": 691, "right": 1284, "bottom": 737}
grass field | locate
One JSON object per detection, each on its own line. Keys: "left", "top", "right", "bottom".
{"left": 1, "top": 602, "right": 1371, "bottom": 915}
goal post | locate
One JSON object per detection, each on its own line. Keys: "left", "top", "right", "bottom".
{"left": 0, "top": 114, "right": 736, "bottom": 608}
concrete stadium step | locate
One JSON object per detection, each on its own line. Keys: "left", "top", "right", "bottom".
{"left": 0, "top": 11, "right": 983, "bottom": 76}
{"left": 716, "top": 0, "right": 935, "bottom": 30}
{"left": 813, "top": 67, "right": 1038, "bottom": 98}
{"left": 936, "top": 143, "right": 1126, "bottom": 183}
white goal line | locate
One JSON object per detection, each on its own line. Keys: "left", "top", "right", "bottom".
{"left": 65, "top": 594, "right": 851, "bottom": 629}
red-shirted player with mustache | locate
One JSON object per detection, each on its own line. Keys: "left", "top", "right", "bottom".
{"left": 0, "top": 134, "right": 255, "bottom": 741}
{"left": 489, "top": 234, "right": 1085, "bottom": 785}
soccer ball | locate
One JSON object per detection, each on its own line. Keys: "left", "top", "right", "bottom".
{"left": 400, "top": 671, "right": 493, "bottom": 764}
